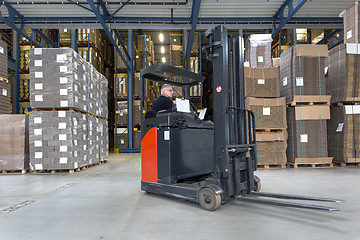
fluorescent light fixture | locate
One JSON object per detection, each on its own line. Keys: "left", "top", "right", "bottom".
{"left": 136, "top": 55, "right": 139, "bottom": 59}
{"left": 174, "top": 38, "right": 177, "bottom": 42}
{"left": 161, "top": 46, "right": 165, "bottom": 53}
{"left": 146, "top": 38, "right": 150, "bottom": 41}
{"left": 159, "top": 33, "right": 164, "bottom": 42}
{"left": 162, "top": 57, "right": 166, "bottom": 63}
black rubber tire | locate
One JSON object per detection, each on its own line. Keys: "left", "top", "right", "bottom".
{"left": 254, "top": 175, "right": 261, "bottom": 192}
{"left": 198, "top": 188, "right": 221, "bottom": 211}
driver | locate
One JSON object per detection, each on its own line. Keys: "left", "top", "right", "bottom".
{"left": 152, "top": 84, "right": 174, "bottom": 113}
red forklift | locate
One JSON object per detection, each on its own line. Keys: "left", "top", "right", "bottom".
{"left": 139, "top": 25, "right": 343, "bottom": 211}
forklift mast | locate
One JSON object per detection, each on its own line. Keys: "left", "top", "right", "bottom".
{"left": 204, "top": 25, "right": 257, "bottom": 198}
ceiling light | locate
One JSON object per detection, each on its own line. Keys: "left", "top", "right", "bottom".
{"left": 162, "top": 57, "right": 166, "bottom": 63}
{"left": 136, "top": 55, "right": 139, "bottom": 59}
{"left": 159, "top": 33, "right": 164, "bottom": 42}
{"left": 161, "top": 46, "right": 165, "bottom": 54}
{"left": 174, "top": 38, "right": 177, "bottom": 42}
{"left": 146, "top": 38, "right": 150, "bottom": 42}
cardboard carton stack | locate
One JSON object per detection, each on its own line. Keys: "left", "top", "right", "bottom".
{"left": 0, "top": 115, "right": 29, "bottom": 172}
{"left": 245, "top": 34, "right": 287, "bottom": 167}
{"left": 29, "top": 48, "right": 108, "bottom": 172}
{"left": 0, "top": 40, "right": 10, "bottom": 114}
{"left": 280, "top": 44, "right": 332, "bottom": 166}
{"left": 344, "top": 1, "right": 360, "bottom": 44}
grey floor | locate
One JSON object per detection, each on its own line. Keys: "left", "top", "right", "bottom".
{"left": 0, "top": 153, "right": 359, "bottom": 240}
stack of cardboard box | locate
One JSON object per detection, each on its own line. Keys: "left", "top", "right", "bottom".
{"left": 280, "top": 44, "right": 332, "bottom": 167}
{"left": 0, "top": 40, "right": 10, "bottom": 114}
{"left": 245, "top": 34, "right": 287, "bottom": 167}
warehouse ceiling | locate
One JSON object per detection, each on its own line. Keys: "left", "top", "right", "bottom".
{"left": 0, "top": 0, "right": 355, "bottom": 29}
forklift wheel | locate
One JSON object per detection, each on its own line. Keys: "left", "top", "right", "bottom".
{"left": 254, "top": 176, "right": 261, "bottom": 192}
{"left": 198, "top": 188, "right": 221, "bottom": 211}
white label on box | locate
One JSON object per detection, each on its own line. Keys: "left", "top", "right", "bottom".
{"left": 336, "top": 123, "right": 344, "bottom": 132}
{"left": 74, "top": 151, "right": 78, "bottom": 157}
{"left": 58, "top": 111, "right": 66, "bottom": 118}
{"left": 346, "top": 43, "right": 358, "bottom": 54}
{"left": 120, "top": 139, "right": 125, "bottom": 144}
{"left": 89, "top": 149, "right": 93, "bottom": 155}
{"left": 164, "top": 130, "right": 170, "bottom": 140}
{"left": 73, "top": 121, "right": 78, "bottom": 128}
{"left": 91, "top": 83, "right": 93, "bottom": 89}
{"left": 82, "top": 85, "right": 86, "bottom": 91}
{"left": 120, "top": 112, "right": 124, "bottom": 116}
{"left": 34, "top": 117, "right": 42, "bottom": 124}
{"left": 74, "top": 62, "right": 78, "bottom": 69}
{"left": 34, "top": 49, "right": 42, "bottom": 55}
{"left": 35, "top": 72, "right": 43, "bottom": 78}
{"left": 2, "top": 89, "right": 7, "bottom": 96}
{"left": 263, "top": 107, "right": 271, "bottom": 115}
{"left": 60, "top": 146, "right": 67, "bottom": 152}
{"left": 300, "top": 134, "right": 308, "bottom": 143}
{"left": 35, "top": 152, "right": 43, "bottom": 159}
{"left": 324, "top": 66, "right": 329, "bottom": 75}
{"left": 35, "top": 95, "right": 43, "bottom": 102}
{"left": 58, "top": 122, "right": 67, "bottom": 129}
{"left": 74, "top": 162, "right": 79, "bottom": 169}
{"left": 35, "top": 60, "right": 42, "bottom": 67}
{"left": 74, "top": 85, "right": 78, "bottom": 92}
{"left": 35, "top": 83, "right": 43, "bottom": 90}
{"left": 60, "top": 66, "right": 68, "bottom": 73}
{"left": 60, "top": 157, "right": 68, "bottom": 164}
{"left": 347, "top": 30, "right": 352, "bottom": 39}
{"left": 83, "top": 125, "right": 86, "bottom": 131}
{"left": 83, "top": 95, "right": 86, "bottom": 101}
{"left": 74, "top": 73, "right": 78, "bottom": 80}
{"left": 82, "top": 115, "right": 86, "bottom": 120}
{"left": 35, "top": 164, "right": 43, "bottom": 170}
{"left": 74, "top": 140, "right": 78, "bottom": 146}
{"left": 257, "top": 79, "right": 265, "bottom": 85}
{"left": 89, "top": 140, "right": 93, "bottom": 145}
{"left": 73, "top": 129, "right": 77, "bottom": 135}
{"left": 0, "top": 46, "right": 4, "bottom": 54}
{"left": 258, "top": 56, "right": 264, "bottom": 63}
{"left": 34, "top": 140, "right": 42, "bottom": 147}
{"left": 60, "top": 88, "right": 67, "bottom": 96}
{"left": 83, "top": 135, "right": 86, "bottom": 141}
{"left": 59, "top": 134, "right": 67, "bottom": 140}
{"left": 74, "top": 96, "right": 78, "bottom": 102}
{"left": 60, "top": 77, "right": 68, "bottom": 84}
{"left": 57, "top": 54, "right": 67, "bottom": 63}
{"left": 296, "top": 77, "right": 304, "bottom": 86}
{"left": 90, "top": 93, "right": 93, "bottom": 98}
{"left": 83, "top": 145, "right": 87, "bottom": 150}
{"left": 345, "top": 105, "right": 360, "bottom": 114}
{"left": 34, "top": 129, "right": 42, "bottom": 135}
{"left": 282, "top": 77, "right": 288, "bottom": 86}
{"left": 60, "top": 101, "right": 68, "bottom": 107}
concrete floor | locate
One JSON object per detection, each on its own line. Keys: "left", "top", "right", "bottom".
{"left": 0, "top": 153, "right": 359, "bottom": 240}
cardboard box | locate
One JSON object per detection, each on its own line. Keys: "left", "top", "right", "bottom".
{"left": 328, "top": 105, "right": 360, "bottom": 163}
{"left": 245, "top": 97, "right": 287, "bottom": 129}
{"left": 326, "top": 43, "right": 360, "bottom": 103}
{"left": 245, "top": 34, "right": 272, "bottom": 68}
{"left": 344, "top": 1, "right": 360, "bottom": 43}
{"left": 280, "top": 44, "right": 328, "bottom": 103}
{"left": 272, "top": 58, "right": 280, "bottom": 67}
{"left": 287, "top": 106, "right": 330, "bottom": 162}
{"left": 256, "top": 132, "right": 287, "bottom": 165}
{"left": 0, "top": 115, "right": 29, "bottom": 171}
{"left": 244, "top": 67, "right": 280, "bottom": 98}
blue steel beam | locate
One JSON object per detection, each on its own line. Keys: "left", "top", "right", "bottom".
{"left": 184, "top": 0, "right": 201, "bottom": 70}
{"left": 113, "top": 30, "right": 131, "bottom": 63}
{"left": 97, "top": 0, "right": 110, "bottom": 19}
{"left": 328, "top": 30, "right": 344, "bottom": 49}
{"left": 12, "top": 30, "right": 20, "bottom": 114}
{"left": 111, "top": 0, "right": 131, "bottom": 17}
{"left": 87, "top": 0, "right": 131, "bottom": 69}
{"left": 32, "top": 29, "right": 59, "bottom": 48}
{"left": 317, "top": 29, "right": 343, "bottom": 45}
{"left": 66, "top": 0, "right": 93, "bottom": 12}
{"left": 272, "top": 0, "right": 308, "bottom": 39}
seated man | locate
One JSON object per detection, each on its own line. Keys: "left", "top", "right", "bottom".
{"left": 152, "top": 84, "right": 174, "bottom": 113}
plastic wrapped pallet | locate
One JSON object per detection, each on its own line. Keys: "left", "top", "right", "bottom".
{"left": 99, "top": 118, "right": 109, "bottom": 161}
{"left": 326, "top": 43, "right": 360, "bottom": 103}
{"left": 256, "top": 132, "right": 287, "bottom": 166}
{"left": 29, "top": 111, "right": 88, "bottom": 171}
{"left": 287, "top": 106, "right": 332, "bottom": 164}
{"left": 245, "top": 97, "right": 287, "bottom": 130}
{"left": 280, "top": 44, "right": 328, "bottom": 103}
{"left": 29, "top": 48, "right": 88, "bottom": 112}
{"left": 0, "top": 80, "right": 11, "bottom": 114}
{"left": 328, "top": 105, "right": 360, "bottom": 164}
{"left": 87, "top": 115, "right": 100, "bottom": 165}
{"left": 245, "top": 34, "right": 272, "bottom": 68}
{"left": 244, "top": 67, "right": 280, "bottom": 98}
{"left": 0, "top": 115, "right": 29, "bottom": 171}
{"left": 344, "top": 1, "right": 360, "bottom": 43}
{"left": 0, "top": 40, "right": 8, "bottom": 78}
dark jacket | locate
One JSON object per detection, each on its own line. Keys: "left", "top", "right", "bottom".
{"left": 152, "top": 95, "right": 173, "bottom": 112}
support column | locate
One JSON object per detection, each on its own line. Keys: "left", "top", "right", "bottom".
{"left": 238, "top": 28, "right": 243, "bottom": 38}
{"left": 71, "top": 29, "right": 78, "bottom": 52}
{"left": 182, "top": 29, "right": 190, "bottom": 99}
{"left": 127, "top": 29, "right": 134, "bottom": 149}
{"left": 291, "top": 28, "right": 297, "bottom": 45}
{"left": 12, "top": 30, "right": 20, "bottom": 114}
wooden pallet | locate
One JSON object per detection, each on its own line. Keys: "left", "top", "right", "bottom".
{"left": 1, "top": 169, "right": 28, "bottom": 174}
{"left": 333, "top": 101, "right": 360, "bottom": 106}
{"left": 32, "top": 107, "right": 77, "bottom": 112}
{"left": 257, "top": 164, "right": 286, "bottom": 169}
{"left": 288, "top": 95, "right": 331, "bottom": 106}
{"left": 288, "top": 163, "right": 333, "bottom": 168}
{"left": 0, "top": 77, "right": 9, "bottom": 83}
{"left": 335, "top": 162, "right": 360, "bottom": 167}
{"left": 255, "top": 128, "right": 287, "bottom": 133}
{"left": 32, "top": 168, "right": 80, "bottom": 174}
